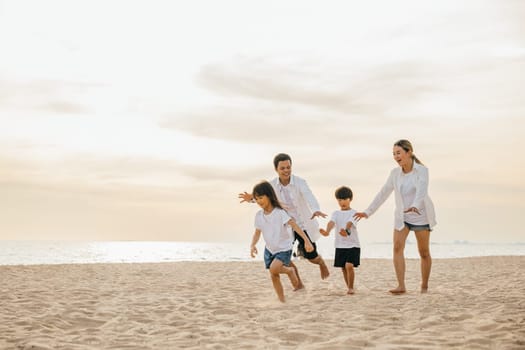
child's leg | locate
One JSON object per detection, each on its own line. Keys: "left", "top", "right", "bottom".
{"left": 269, "top": 259, "right": 299, "bottom": 302}
{"left": 345, "top": 262, "right": 355, "bottom": 294}
{"left": 288, "top": 261, "right": 304, "bottom": 290}
{"left": 341, "top": 267, "right": 349, "bottom": 288}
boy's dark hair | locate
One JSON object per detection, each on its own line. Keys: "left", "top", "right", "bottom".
{"left": 273, "top": 153, "right": 292, "bottom": 169}
{"left": 252, "top": 181, "right": 284, "bottom": 210}
{"left": 335, "top": 186, "right": 353, "bottom": 200}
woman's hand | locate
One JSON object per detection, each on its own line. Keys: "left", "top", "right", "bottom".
{"left": 404, "top": 207, "right": 420, "bottom": 215}
{"left": 353, "top": 212, "right": 368, "bottom": 221}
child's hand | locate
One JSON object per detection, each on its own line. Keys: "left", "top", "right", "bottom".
{"left": 339, "top": 229, "right": 349, "bottom": 237}
{"left": 250, "top": 245, "right": 258, "bottom": 258}
{"left": 319, "top": 228, "right": 329, "bottom": 236}
{"left": 304, "top": 240, "right": 314, "bottom": 253}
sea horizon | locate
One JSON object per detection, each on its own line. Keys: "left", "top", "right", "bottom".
{"left": 1, "top": 239, "right": 524, "bottom": 266}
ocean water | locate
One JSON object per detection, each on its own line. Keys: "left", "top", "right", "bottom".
{"left": 0, "top": 240, "right": 524, "bottom": 266}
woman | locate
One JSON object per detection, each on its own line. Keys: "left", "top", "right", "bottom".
{"left": 354, "top": 139, "right": 436, "bottom": 294}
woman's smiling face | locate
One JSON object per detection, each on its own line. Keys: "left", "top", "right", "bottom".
{"left": 393, "top": 145, "right": 412, "bottom": 169}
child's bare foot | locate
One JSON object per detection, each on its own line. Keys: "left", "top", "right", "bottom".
{"left": 389, "top": 287, "right": 406, "bottom": 294}
{"left": 286, "top": 267, "right": 300, "bottom": 290}
{"left": 347, "top": 288, "right": 355, "bottom": 295}
{"left": 294, "top": 281, "right": 305, "bottom": 291}
{"left": 421, "top": 287, "right": 428, "bottom": 293}
{"left": 319, "top": 261, "right": 330, "bottom": 280}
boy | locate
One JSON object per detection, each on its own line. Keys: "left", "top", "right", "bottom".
{"left": 320, "top": 186, "right": 361, "bottom": 294}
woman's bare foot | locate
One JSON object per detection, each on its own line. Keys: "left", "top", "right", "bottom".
{"left": 347, "top": 288, "right": 355, "bottom": 295}
{"left": 389, "top": 287, "right": 406, "bottom": 294}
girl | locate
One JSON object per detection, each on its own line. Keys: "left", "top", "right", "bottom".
{"left": 249, "top": 181, "right": 314, "bottom": 302}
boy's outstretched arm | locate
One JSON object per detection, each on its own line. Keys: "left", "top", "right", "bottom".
{"left": 250, "top": 229, "right": 261, "bottom": 257}
{"left": 320, "top": 221, "right": 335, "bottom": 236}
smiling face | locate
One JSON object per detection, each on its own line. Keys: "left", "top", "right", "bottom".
{"left": 275, "top": 160, "right": 292, "bottom": 185}
{"left": 393, "top": 145, "right": 413, "bottom": 171}
{"left": 254, "top": 194, "right": 271, "bottom": 212}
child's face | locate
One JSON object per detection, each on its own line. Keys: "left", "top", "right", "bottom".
{"left": 255, "top": 195, "right": 270, "bottom": 210}
{"left": 337, "top": 198, "right": 351, "bottom": 210}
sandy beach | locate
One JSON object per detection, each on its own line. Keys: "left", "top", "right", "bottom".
{"left": 1, "top": 256, "right": 524, "bottom": 349}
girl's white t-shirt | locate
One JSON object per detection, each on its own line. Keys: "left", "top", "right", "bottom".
{"left": 254, "top": 208, "right": 294, "bottom": 254}
{"left": 330, "top": 209, "right": 360, "bottom": 249}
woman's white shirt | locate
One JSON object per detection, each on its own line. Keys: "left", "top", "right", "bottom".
{"left": 364, "top": 162, "right": 437, "bottom": 230}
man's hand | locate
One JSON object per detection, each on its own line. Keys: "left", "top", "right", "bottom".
{"left": 238, "top": 192, "right": 253, "bottom": 203}
{"left": 311, "top": 211, "right": 327, "bottom": 219}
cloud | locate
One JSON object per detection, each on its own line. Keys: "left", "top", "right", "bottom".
{"left": 0, "top": 78, "right": 101, "bottom": 115}
{"left": 195, "top": 56, "right": 440, "bottom": 116}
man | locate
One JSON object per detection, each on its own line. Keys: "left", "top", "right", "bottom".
{"left": 239, "top": 153, "right": 330, "bottom": 283}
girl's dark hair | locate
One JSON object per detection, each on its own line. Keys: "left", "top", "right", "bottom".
{"left": 252, "top": 181, "right": 283, "bottom": 209}
{"left": 335, "top": 186, "right": 353, "bottom": 200}
{"left": 394, "top": 139, "right": 424, "bottom": 165}
{"left": 273, "top": 153, "right": 292, "bottom": 169}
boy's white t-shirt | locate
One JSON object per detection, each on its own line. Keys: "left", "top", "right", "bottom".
{"left": 330, "top": 209, "right": 360, "bottom": 249}
{"left": 254, "top": 208, "right": 294, "bottom": 254}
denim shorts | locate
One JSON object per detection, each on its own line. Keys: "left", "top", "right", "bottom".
{"left": 404, "top": 221, "right": 431, "bottom": 232}
{"left": 264, "top": 248, "right": 292, "bottom": 269}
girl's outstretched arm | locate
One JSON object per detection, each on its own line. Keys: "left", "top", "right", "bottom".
{"left": 250, "top": 229, "right": 261, "bottom": 258}
{"left": 288, "top": 220, "right": 314, "bottom": 252}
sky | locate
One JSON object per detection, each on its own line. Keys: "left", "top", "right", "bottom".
{"left": 0, "top": 0, "right": 524, "bottom": 244}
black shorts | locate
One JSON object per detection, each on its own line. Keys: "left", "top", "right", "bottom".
{"left": 334, "top": 247, "right": 360, "bottom": 268}
{"left": 294, "top": 230, "right": 319, "bottom": 260}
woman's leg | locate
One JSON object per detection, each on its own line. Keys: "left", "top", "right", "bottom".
{"left": 391, "top": 227, "right": 410, "bottom": 294}
{"left": 415, "top": 229, "right": 432, "bottom": 292}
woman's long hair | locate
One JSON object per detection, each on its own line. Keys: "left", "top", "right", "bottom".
{"left": 252, "top": 181, "right": 284, "bottom": 210}
{"left": 394, "top": 139, "right": 424, "bottom": 165}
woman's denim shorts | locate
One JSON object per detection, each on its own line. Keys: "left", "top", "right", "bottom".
{"left": 404, "top": 221, "right": 431, "bottom": 232}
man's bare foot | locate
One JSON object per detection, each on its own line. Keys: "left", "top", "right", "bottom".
{"left": 347, "top": 288, "right": 355, "bottom": 295}
{"left": 319, "top": 261, "right": 330, "bottom": 280}
{"left": 389, "top": 287, "right": 406, "bottom": 294}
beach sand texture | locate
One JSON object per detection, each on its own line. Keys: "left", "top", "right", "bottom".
{"left": 1, "top": 256, "right": 524, "bottom": 349}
